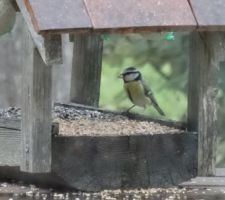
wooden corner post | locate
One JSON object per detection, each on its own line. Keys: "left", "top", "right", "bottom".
{"left": 188, "top": 32, "right": 225, "bottom": 176}
{"left": 70, "top": 33, "right": 103, "bottom": 107}
{"left": 21, "top": 20, "right": 52, "bottom": 173}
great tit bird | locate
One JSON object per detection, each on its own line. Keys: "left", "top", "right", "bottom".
{"left": 119, "top": 67, "right": 165, "bottom": 116}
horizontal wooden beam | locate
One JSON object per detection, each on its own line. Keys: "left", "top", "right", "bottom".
{"left": 180, "top": 176, "right": 225, "bottom": 187}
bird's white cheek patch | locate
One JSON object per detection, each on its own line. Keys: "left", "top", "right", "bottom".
{"left": 124, "top": 73, "right": 139, "bottom": 82}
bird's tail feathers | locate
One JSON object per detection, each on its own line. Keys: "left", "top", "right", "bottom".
{"left": 153, "top": 103, "right": 165, "bottom": 116}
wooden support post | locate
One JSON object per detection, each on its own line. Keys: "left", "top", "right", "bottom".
{"left": 70, "top": 33, "right": 103, "bottom": 107}
{"left": 188, "top": 32, "right": 225, "bottom": 176}
{"left": 21, "top": 22, "right": 52, "bottom": 173}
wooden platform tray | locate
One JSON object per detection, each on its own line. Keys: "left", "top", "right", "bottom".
{"left": 0, "top": 104, "right": 197, "bottom": 191}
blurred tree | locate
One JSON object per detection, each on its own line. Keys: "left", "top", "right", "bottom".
{"left": 101, "top": 32, "right": 189, "bottom": 120}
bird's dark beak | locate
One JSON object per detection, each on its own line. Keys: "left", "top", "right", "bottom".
{"left": 118, "top": 75, "right": 123, "bottom": 78}
{"left": 118, "top": 73, "right": 123, "bottom": 78}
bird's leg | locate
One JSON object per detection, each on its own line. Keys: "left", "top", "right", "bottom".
{"left": 126, "top": 105, "right": 135, "bottom": 112}
{"left": 141, "top": 106, "right": 146, "bottom": 114}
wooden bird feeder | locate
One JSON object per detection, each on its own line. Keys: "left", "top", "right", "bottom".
{"left": 0, "top": 0, "right": 224, "bottom": 192}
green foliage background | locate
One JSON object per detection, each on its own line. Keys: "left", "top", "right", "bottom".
{"left": 99, "top": 32, "right": 225, "bottom": 167}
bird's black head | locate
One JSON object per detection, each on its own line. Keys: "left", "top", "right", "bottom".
{"left": 120, "top": 67, "right": 142, "bottom": 82}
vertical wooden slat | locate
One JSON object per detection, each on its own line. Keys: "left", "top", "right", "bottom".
{"left": 70, "top": 33, "right": 103, "bottom": 107}
{"left": 21, "top": 21, "right": 52, "bottom": 173}
{"left": 188, "top": 32, "right": 224, "bottom": 176}
{"left": 187, "top": 32, "right": 201, "bottom": 132}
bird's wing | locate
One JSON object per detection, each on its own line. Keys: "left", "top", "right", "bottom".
{"left": 123, "top": 84, "right": 134, "bottom": 103}
{"left": 142, "top": 80, "right": 165, "bottom": 116}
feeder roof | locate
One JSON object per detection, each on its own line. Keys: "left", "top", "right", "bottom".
{"left": 190, "top": 0, "right": 225, "bottom": 30}
{"left": 17, "top": 0, "right": 225, "bottom": 34}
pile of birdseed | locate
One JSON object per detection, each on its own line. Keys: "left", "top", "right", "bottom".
{"left": 0, "top": 182, "right": 190, "bottom": 200}
{"left": 54, "top": 105, "right": 183, "bottom": 136}
{"left": 0, "top": 105, "right": 183, "bottom": 136}
{"left": 55, "top": 118, "right": 182, "bottom": 136}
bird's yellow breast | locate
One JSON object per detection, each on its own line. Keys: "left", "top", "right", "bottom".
{"left": 124, "top": 81, "right": 151, "bottom": 107}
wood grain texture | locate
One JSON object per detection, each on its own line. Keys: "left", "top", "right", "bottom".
{"left": 0, "top": 119, "right": 58, "bottom": 167}
{"left": 0, "top": 127, "right": 20, "bottom": 166}
{"left": 188, "top": 32, "right": 223, "bottom": 176}
{"left": 187, "top": 32, "right": 201, "bottom": 132}
{"left": 0, "top": 118, "right": 20, "bottom": 130}
{"left": 52, "top": 133, "right": 197, "bottom": 191}
{"left": 18, "top": 0, "right": 197, "bottom": 33}
{"left": 189, "top": 0, "right": 225, "bottom": 30}
{"left": 16, "top": 1, "right": 62, "bottom": 65}
{"left": 0, "top": 132, "right": 197, "bottom": 191}
{"left": 23, "top": 0, "right": 92, "bottom": 32}
{"left": 84, "top": 0, "right": 196, "bottom": 30}
{"left": 9, "top": 0, "right": 19, "bottom": 11}
{"left": 21, "top": 24, "right": 52, "bottom": 173}
{"left": 181, "top": 176, "right": 225, "bottom": 187}
{"left": 216, "top": 168, "right": 225, "bottom": 177}
{"left": 0, "top": 118, "right": 197, "bottom": 191}
{"left": 70, "top": 33, "right": 103, "bottom": 107}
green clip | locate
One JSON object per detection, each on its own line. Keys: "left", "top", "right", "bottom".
{"left": 101, "top": 34, "right": 110, "bottom": 41}
{"left": 164, "top": 32, "right": 175, "bottom": 41}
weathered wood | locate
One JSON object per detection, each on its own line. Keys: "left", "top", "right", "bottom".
{"left": 0, "top": 127, "right": 20, "bottom": 166}
{"left": 23, "top": 0, "right": 92, "bottom": 33}
{"left": 0, "top": 118, "right": 20, "bottom": 130}
{"left": 16, "top": 1, "right": 62, "bottom": 65}
{"left": 19, "top": 0, "right": 196, "bottom": 33}
{"left": 21, "top": 22, "right": 52, "bottom": 173}
{"left": 0, "top": 131, "right": 197, "bottom": 191}
{"left": 0, "top": 118, "right": 58, "bottom": 167}
{"left": 9, "top": 0, "right": 19, "bottom": 11}
{"left": 216, "top": 168, "right": 225, "bottom": 177}
{"left": 84, "top": 0, "right": 196, "bottom": 30}
{"left": 52, "top": 133, "right": 197, "bottom": 191}
{"left": 0, "top": 0, "right": 16, "bottom": 35}
{"left": 181, "top": 177, "right": 225, "bottom": 187}
{"left": 70, "top": 33, "right": 103, "bottom": 107}
{"left": 187, "top": 33, "right": 200, "bottom": 132}
{"left": 189, "top": 0, "right": 225, "bottom": 30}
{"left": 188, "top": 32, "right": 224, "bottom": 176}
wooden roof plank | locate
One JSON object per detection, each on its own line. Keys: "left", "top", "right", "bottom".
{"left": 84, "top": 0, "right": 197, "bottom": 31}
{"left": 20, "top": 0, "right": 197, "bottom": 33}
{"left": 24, "top": 0, "right": 92, "bottom": 32}
{"left": 190, "top": 0, "right": 225, "bottom": 30}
